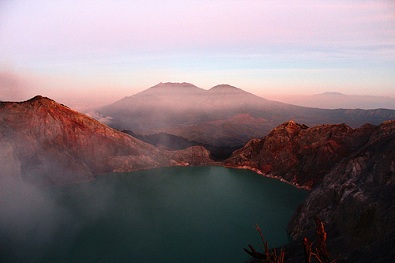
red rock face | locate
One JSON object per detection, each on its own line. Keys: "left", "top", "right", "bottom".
{"left": 287, "top": 120, "right": 395, "bottom": 261}
{"left": 226, "top": 119, "right": 395, "bottom": 261}
{"left": 0, "top": 96, "right": 213, "bottom": 186}
{"left": 225, "top": 120, "right": 377, "bottom": 188}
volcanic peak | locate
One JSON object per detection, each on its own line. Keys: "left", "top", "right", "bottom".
{"left": 270, "top": 120, "right": 309, "bottom": 137}
{"left": 1, "top": 95, "right": 60, "bottom": 113}
{"left": 28, "top": 95, "right": 48, "bottom": 101}
{"left": 152, "top": 82, "right": 199, "bottom": 89}
{"left": 1, "top": 95, "right": 48, "bottom": 105}
{"left": 136, "top": 82, "right": 205, "bottom": 97}
{"left": 27, "top": 95, "right": 64, "bottom": 108}
{"left": 209, "top": 84, "right": 246, "bottom": 94}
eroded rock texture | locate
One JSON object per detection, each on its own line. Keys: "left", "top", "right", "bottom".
{"left": 287, "top": 120, "right": 395, "bottom": 262}
{"left": 225, "top": 120, "right": 377, "bottom": 188}
{"left": 234, "top": 120, "right": 395, "bottom": 262}
{"left": 0, "top": 96, "right": 213, "bottom": 186}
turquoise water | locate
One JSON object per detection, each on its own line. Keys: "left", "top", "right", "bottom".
{"left": 0, "top": 166, "right": 307, "bottom": 262}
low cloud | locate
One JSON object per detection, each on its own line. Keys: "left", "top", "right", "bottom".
{"left": 85, "top": 111, "right": 113, "bottom": 125}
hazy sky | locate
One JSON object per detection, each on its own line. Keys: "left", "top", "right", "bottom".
{"left": 1, "top": 0, "right": 395, "bottom": 107}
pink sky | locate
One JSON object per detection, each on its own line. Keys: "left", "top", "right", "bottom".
{"left": 1, "top": 0, "right": 395, "bottom": 108}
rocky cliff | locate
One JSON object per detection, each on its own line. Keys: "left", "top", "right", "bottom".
{"left": 232, "top": 120, "right": 395, "bottom": 262}
{"left": 287, "top": 120, "right": 395, "bottom": 262}
{"left": 225, "top": 120, "right": 377, "bottom": 189}
{"left": 0, "top": 96, "right": 213, "bottom": 186}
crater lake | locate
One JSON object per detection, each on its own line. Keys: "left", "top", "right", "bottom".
{"left": 1, "top": 166, "right": 307, "bottom": 262}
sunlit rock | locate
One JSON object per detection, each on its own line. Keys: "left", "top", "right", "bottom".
{"left": 0, "top": 96, "right": 213, "bottom": 186}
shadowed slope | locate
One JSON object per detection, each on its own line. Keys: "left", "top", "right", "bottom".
{"left": 235, "top": 120, "right": 395, "bottom": 262}
{"left": 287, "top": 120, "right": 395, "bottom": 262}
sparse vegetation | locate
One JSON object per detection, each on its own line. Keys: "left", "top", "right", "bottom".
{"left": 245, "top": 217, "right": 335, "bottom": 263}
{"left": 302, "top": 217, "right": 335, "bottom": 263}
{"left": 244, "top": 224, "right": 285, "bottom": 263}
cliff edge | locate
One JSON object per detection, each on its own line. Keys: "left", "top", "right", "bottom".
{"left": 0, "top": 96, "right": 213, "bottom": 186}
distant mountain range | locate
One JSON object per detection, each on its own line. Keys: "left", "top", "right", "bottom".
{"left": 97, "top": 82, "right": 395, "bottom": 147}
{"left": 270, "top": 92, "right": 395, "bottom": 110}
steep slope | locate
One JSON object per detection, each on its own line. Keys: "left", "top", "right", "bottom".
{"left": 287, "top": 120, "right": 395, "bottom": 262}
{"left": 225, "top": 121, "right": 377, "bottom": 188}
{"left": 97, "top": 82, "right": 395, "bottom": 147}
{"left": 0, "top": 96, "right": 212, "bottom": 186}
{"left": 99, "top": 82, "right": 208, "bottom": 131}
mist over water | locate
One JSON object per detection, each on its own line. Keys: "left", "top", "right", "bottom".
{"left": 0, "top": 167, "right": 307, "bottom": 262}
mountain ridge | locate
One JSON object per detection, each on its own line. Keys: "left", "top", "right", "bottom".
{"left": 225, "top": 120, "right": 379, "bottom": 189}
{"left": 208, "top": 84, "right": 250, "bottom": 94}
{"left": 286, "top": 119, "right": 395, "bottom": 262}
{"left": 227, "top": 119, "right": 395, "bottom": 261}
{"left": 97, "top": 82, "right": 395, "bottom": 147}
{"left": 138, "top": 82, "right": 204, "bottom": 95}
{"left": 0, "top": 96, "right": 213, "bottom": 186}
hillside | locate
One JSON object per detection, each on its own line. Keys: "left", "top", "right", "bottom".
{"left": 97, "top": 82, "right": 395, "bottom": 147}
{"left": 225, "top": 121, "right": 377, "bottom": 188}
{"left": 228, "top": 120, "right": 395, "bottom": 262}
{"left": 287, "top": 120, "right": 395, "bottom": 262}
{"left": 0, "top": 96, "right": 213, "bottom": 186}
{"left": 122, "top": 130, "right": 241, "bottom": 161}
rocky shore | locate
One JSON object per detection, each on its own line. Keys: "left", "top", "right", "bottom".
{"left": 229, "top": 120, "right": 395, "bottom": 262}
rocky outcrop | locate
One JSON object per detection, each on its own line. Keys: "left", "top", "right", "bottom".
{"left": 239, "top": 120, "right": 395, "bottom": 262}
{"left": 0, "top": 96, "right": 213, "bottom": 186}
{"left": 287, "top": 120, "right": 395, "bottom": 262}
{"left": 225, "top": 120, "right": 377, "bottom": 188}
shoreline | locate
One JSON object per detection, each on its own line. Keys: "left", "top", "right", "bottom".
{"left": 223, "top": 164, "right": 312, "bottom": 191}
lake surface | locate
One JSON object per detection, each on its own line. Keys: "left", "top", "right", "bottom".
{"left": 0, "top": 166, "right": 307, "bottom": 262}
